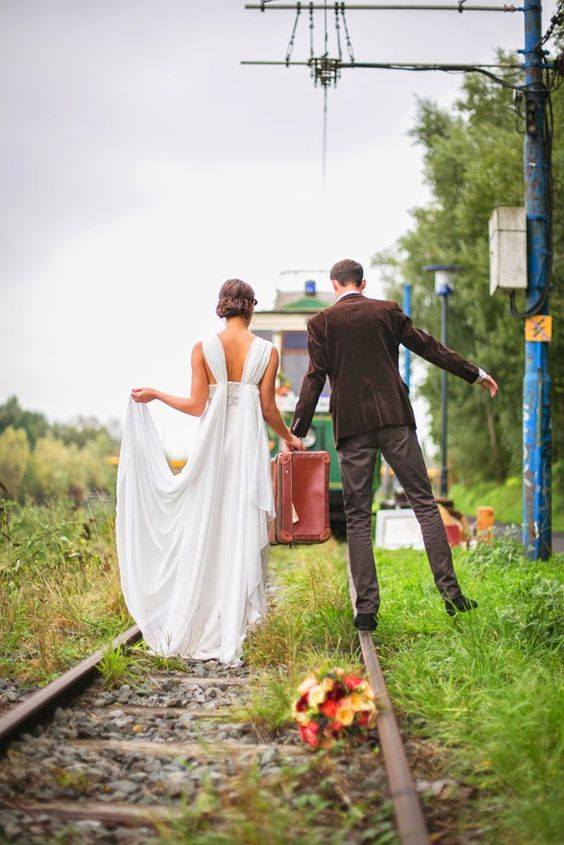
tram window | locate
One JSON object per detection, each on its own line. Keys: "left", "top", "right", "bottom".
{"left": 254, "top": 330, "right": 273, "bottom": 342}
{"left": 280, "top": 331, "right": 332, "bottom": 397}
{"left": 283, "top": 332, "right": 307, "bottom": 350}
{"left": 281, "top": 355, "right": 306, "bottom": 394}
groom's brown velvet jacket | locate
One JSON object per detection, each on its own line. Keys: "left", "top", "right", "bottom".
{"left": 291, "top": 293, "right": 480, "bottom": 445}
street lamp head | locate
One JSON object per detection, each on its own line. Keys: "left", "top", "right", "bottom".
{"left": 423, "top": 264, "right": 461, "bottom": 296}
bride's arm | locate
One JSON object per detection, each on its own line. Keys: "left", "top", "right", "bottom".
{"left": 259, "top": 348, "right": 304, "bottom": 450}
{"left": 131, "top": 343, "right": 209, "bottom": 417}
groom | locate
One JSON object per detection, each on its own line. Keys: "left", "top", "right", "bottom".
{"left": 291, "top": 259, "right": 498, "bottom": 631}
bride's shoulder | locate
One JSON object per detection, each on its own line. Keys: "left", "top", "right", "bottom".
{"left": 252, "top": 334, "right": 274, "bottom": 356}
{"left": 192, "top": 338, "right": 217, "bottom": 362}
{"left": 199, "top": 335, "right": 220, "bottom": 351}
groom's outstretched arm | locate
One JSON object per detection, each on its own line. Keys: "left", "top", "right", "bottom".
{"left": 291, "top": 316, "right": 328, "bottom": 438}
{"left": 393, "top": 303, "right": 480, "bottom": 384}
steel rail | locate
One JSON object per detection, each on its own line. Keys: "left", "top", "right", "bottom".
{"left": 245, "top": 3, "right": 521, "bottom": 12}
{"left": 346, "top": 549, "right": 430, "bottom": 845}
{"left": 0, "top": 624, "right": 141, "bottom": 752}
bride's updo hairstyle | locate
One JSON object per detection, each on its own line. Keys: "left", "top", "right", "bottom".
{"left": 216, "top": 279, "right": 258, "bottom": 321}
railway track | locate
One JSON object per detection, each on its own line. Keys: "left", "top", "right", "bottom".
{"left": 0, "top": 547, "right": 430, "bottom": 845}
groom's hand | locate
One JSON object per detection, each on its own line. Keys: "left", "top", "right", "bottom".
{"left": 479, "top": 374, "right": 498, "bottom": 398}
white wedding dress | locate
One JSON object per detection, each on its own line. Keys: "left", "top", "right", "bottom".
{"left": 115, "top": 334, "right": 275, "bottom": 665}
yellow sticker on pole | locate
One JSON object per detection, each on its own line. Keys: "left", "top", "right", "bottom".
{"left": 525, "top": 315, "right": 552, "bottom": 342}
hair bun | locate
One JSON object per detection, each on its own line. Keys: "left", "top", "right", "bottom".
{"left": 216, "top": 279, "right": 257, "bottom": 320}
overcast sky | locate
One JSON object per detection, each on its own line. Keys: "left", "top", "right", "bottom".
{"left": 1, "top": 1, "right": 552, "bottom": 455}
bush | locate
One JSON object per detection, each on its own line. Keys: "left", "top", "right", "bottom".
{"left": 24, "top": 433, "right": 86, "bottom": 503}
{"left": 0, "top": 426, "right": 30, "bottom": 499}
{"left": 0, "top": 499, "right": 127, "bottom": 682}
{"left": 0, "top": 396, "right": 119, "bottom": 504}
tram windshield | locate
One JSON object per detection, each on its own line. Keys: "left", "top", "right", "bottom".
{"left": 255, "top": 328, "right": 330, "bottom": 409}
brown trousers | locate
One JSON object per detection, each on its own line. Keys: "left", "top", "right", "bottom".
{"left": 337, "top": 426, "right": 462, "bottom": 614}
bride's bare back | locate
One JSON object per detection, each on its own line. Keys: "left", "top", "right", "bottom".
{"left": 209, "top": 328, "right": 256, "bottom": 384}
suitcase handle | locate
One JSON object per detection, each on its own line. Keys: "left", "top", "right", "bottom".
{"left": 277, "top": 452, "right": 294, "bottom": 543}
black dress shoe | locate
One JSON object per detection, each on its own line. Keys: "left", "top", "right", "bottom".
{"left": 445, "top": 595, "right": 478, "bottom": 617}
{"left": 354, "top": 613, "right": 378, "bottom": 631}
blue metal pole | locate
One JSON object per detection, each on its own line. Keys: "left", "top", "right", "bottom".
{"left": 402, "top": 282, "right": 412, "bottom": 389}
{"left": 522, "top": 0, "right": 552, "bottom": 558}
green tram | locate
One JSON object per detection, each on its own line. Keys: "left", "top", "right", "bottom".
{"left": 251, "top": 277, "right": 380, "bottom": 527}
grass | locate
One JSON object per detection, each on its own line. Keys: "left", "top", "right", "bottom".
{"left": 449, "top": 476, "right": 564, "bottom": 532}
{"left": 2, "top": 500, "right": 562, "bottom": 842}
{"left": 375, "top": 541, "right": 564, "bottom": 843}
{"left": 240, "top": 540, "right": 362, "bottom": 731}
{"left": 244, "top": 538, "right": 564, "bottom": 844}
{"left": 0, "top": 498, "right": 129, "bottom": 684}
{"left": 97, "top": 639, "right": 189, "bottom": 688}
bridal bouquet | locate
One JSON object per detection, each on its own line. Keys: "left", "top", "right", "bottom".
{"left": 292, "top": 668, "right": 377, "bottom": 749}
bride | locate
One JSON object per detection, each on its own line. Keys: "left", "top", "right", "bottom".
{"left": 116, "top": 279, "right": 303, "bottom": 665}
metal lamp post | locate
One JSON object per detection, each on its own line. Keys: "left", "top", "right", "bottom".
{"left": 402, "top": 282, "right": 412, "bottom": 390}
{"left": 423, "top": 264, "right": 461, "bottom": 499}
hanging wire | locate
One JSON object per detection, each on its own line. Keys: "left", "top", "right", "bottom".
{"left": 510, "top": 66, "right": 555, "bottom": 318}
{"left": 534, "top": 5, "right": 564, "bottom": 51}
{"left": 321, "top": 86, "right": 328, "bottom": 183}
{"left": 334, "top": 5, "right": 343, "bottom": 60}
{"left": 309, "top": 3, "right": 315, "bottom": 58}
{"left": 323, "top": 0, "right": 329, "bottom": 56}
{"left": 341, "top": 7, "right": 355, "bottom": 62}
{"left": 285, "top": 4, "right": 302, "bottom": 64}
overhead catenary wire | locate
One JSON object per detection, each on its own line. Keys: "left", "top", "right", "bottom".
{"left": 242, "top": 59, "right": 528, "bottom": 89}
{"left": 250, "top": 3, "right": 521, "bottom": 11}
{"left": 245, "top": 0, "right": 561, "bottom": 212}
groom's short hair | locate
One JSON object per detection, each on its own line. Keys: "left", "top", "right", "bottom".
{"left": 330, "top": 259, "right": 364, "bottom": 287}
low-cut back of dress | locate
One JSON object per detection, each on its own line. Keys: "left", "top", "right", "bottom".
{"left": 116, "top": 334, "right": 275, "bottom": 665}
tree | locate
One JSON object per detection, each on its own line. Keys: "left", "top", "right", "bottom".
{"left": 0, "top": 395, "right": 49, "bottom": 449}
{"left": 0, "top": 426, "right": 30, "bottom": 499}
{"left": 374, "top": 56, "right": 563, "bottom": 487}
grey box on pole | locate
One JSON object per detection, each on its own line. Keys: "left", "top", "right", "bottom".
{"left": 489, "top": 207, "right": 527, "bottom": 294}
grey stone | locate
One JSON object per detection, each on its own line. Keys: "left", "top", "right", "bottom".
{"left": 73, "top": 820, "right": 104, "bottom": 833}
{"left": 110, "top": 780, "right": 139, "bottom": 796}
{"left": 0, "top": 817, "right": 22, "bottom": 840}
{"left": 128, "top": 771, "right": 148, "bottom": 783}
{"left": 260, "top": 747, "right": 279, "bottom": 767}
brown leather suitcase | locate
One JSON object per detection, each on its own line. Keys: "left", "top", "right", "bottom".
{"left": 270, "top": 451, "right": 331, "bottom": 545}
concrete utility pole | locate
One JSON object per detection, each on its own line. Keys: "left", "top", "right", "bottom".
{"left": 522, "top": 0, "right": 552, "bottom": 559}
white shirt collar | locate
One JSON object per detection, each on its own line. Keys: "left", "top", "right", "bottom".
{"left": 336, "top": 290, "right": 363, "bottom": 302}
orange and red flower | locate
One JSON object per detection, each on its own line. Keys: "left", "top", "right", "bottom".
{"left": 299, "top": 720, "right": 320, "bottom": 748}
{"left": 292, "top": 668, "right": 377, "bottom": 749}
{"left": 349, "top": 675, "right": 367, "bottom": 689}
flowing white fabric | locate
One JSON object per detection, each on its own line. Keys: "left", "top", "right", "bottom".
{"left": 115, "top": 335, "right": 275, "bottom": 665}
